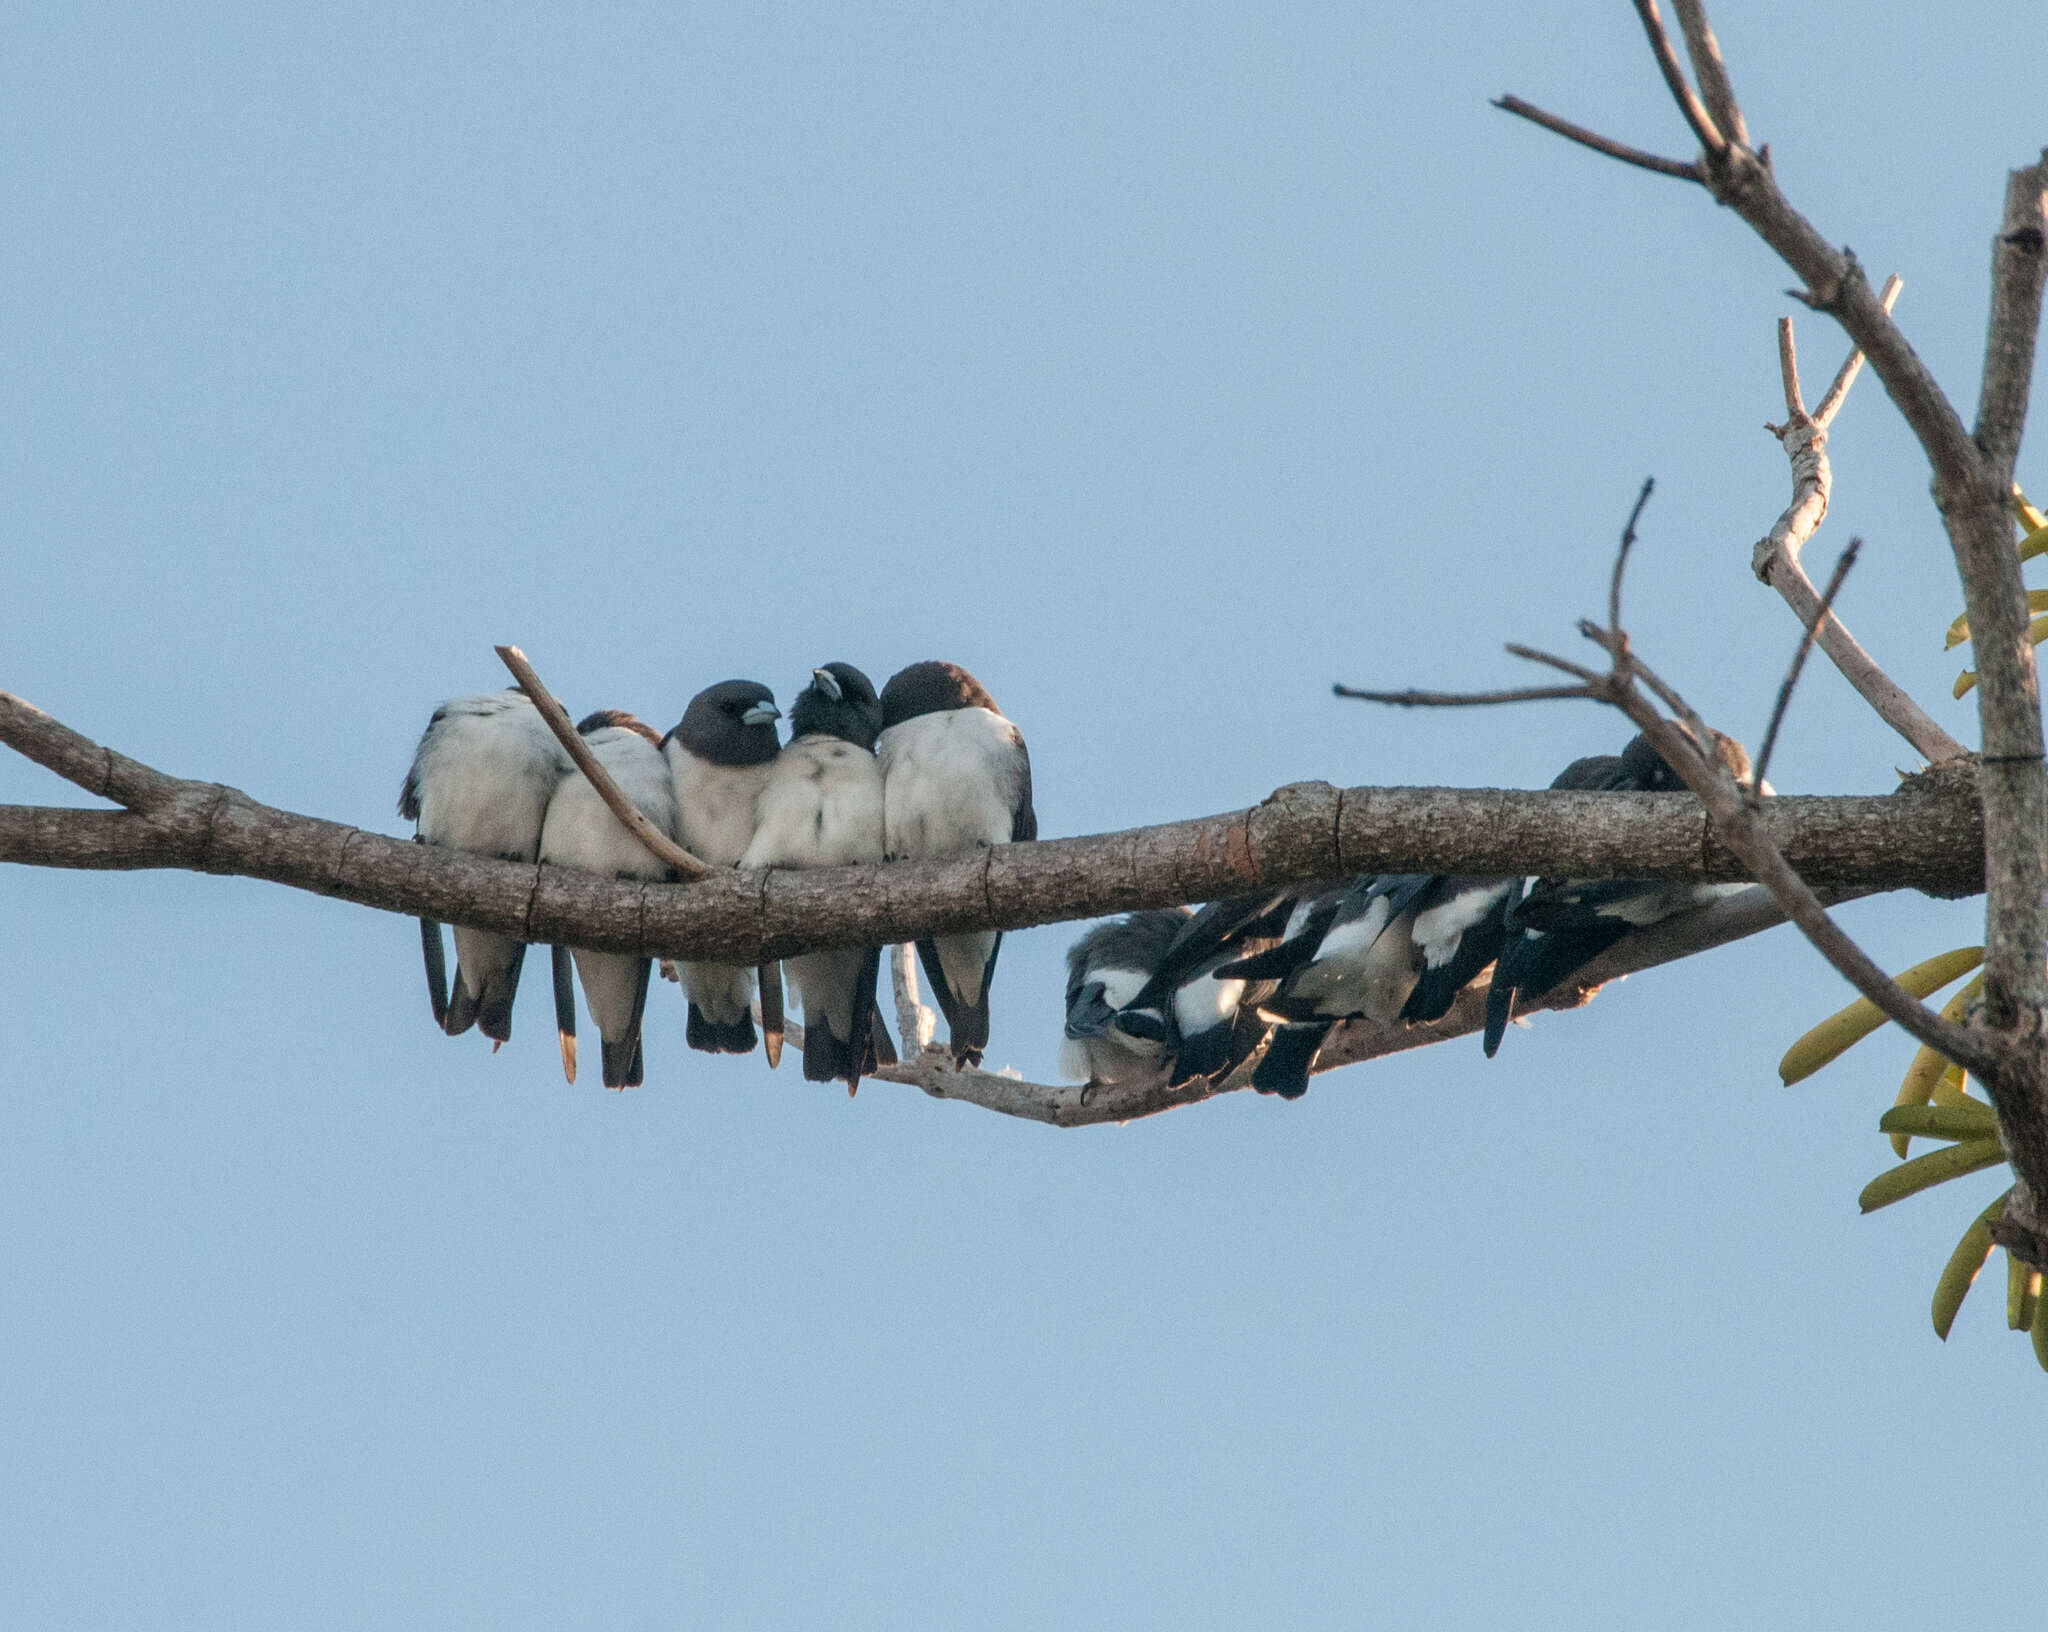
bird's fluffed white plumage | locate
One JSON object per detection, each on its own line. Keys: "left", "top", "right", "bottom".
{"left": 403, "top": 691, "right": 573, "bottom": 1035}
{"left": 740, "top": 735, "right": 886, "bottom": 1043}
{"left": 1413, "top": 881, "right": 1514, "bottom": 969}
{"left": 1287, "top": 892, "right": 1420, "bottom": 1026}
{"left": 540, "top": 725, "right": 678, "bottom": 1066}
{"left": 878, "top": 706, "right": 1026, "bottom": 1009}
{"left": 664, "top": 740, "right": 779, "bottom": 1032}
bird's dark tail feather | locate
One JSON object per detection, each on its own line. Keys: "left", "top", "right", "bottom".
{"left": 1253, "top": 1022, "right": 1329, "bottom": 1098}
{"left": 473, "top": 945, "right": 528, "bottom": 1045}
{"left": 420, "top": 918, "right": 450, "bottom": 1029}
{"left": 687, "top": 1003, "right": 758, "bottom": 1055}
{"left": 916, "top": 936, "right": 996, "bottom": 1066}
{"left": 552, "top": 945, "right": 578, "bottom": 1083}
{"left": 1169, "top": 1020, "right": 1234, "bottom": 1085}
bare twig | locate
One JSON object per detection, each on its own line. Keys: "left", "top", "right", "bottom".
{"left": 1506, "top": 643, "right": 1607, "bottom": 686}
{"left": 1630, "top": 0, "right": 1724, "bottom": 156}
{"left": 890, "top": 942, "right": 937, "bottom": 1060}
{"left": 1754, "top": 537, "right": 1861, "bottom": 797}
{"left": 1609, "top": 477, "right": 1655, "bottom": 640}
{"left": 1750, "top": 293, "right": 1967, "bottom": 765}
{"left": 1333, "top": 682, "right": 1598, "bottom": 708}
{"left": 1343, "top": 511, "right": 1992, "bottom": 1078}
{"left": 1813, "top": 274, "right": 1902, "bottom": 428}
{"left": 1490, "top": 96, "right": 1701, "bottom": 184}
{"left": 1974, "top": 157, "right": 2048, "bottom": 474}
{"left": 494, "top": 644, "right": 710, "bottom": 881}
{"left": 1670, "top": 0, "right": 1750, "bottom": 151}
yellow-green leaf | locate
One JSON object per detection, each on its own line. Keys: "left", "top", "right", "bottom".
{"left": 1880, "top": 1102, "right": 2000, "bottom": 1143}
{"left": 1887, "top": 976, "right": 1987, "bottom": 1156}
{"left": 1929, "top": 1060, "right": 1972, "bottom": 1109}
{"left": 1859, "top": 1139, "right": 2007, "bottom": 1213}
{"left": 1932, "top": 1192, "right": 2006, "bottom": 1340}
{"left": 2020, "top": 521, "right": 2048, "bottom": 563}
{"left": 2034, "top": 1284, "right": 2048, "bottom": 1371}
{"left": 1778, "top": 946, "right": 1985, "bottom": 1083}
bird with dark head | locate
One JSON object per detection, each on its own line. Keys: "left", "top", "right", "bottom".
{"left": 789, "top": 661, "right": 883, "bottom": 751}
{"left": 1058, "top": 910, "right": 1191, "bottom": 1088}
{"left": 663, "top": 679, "right": 783, "bottom": 1056}
{"left": 540, "top": 710, "right": 677, "bottom": 1089}
{"left": 1483, "top": 728, "right": 1759, "bottom": 1056}
{"left": 399, "top": 688, "right": 572, "bottom": 1046}
{"left": 740, "top": 664, "right": 892, "bottom": 1089}
{"left": 877, "top": 660, "right": 1036, "bottom": 1066}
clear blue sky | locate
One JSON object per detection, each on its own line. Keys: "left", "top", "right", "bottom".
{"left": 4, "top": 3, "right": 2041, "bottom": 1626}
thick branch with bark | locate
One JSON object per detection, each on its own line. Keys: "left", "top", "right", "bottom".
{"left": 0, "top": 691, "right": 1985, "bottom": 964}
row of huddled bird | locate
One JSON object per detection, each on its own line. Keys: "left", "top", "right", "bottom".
{"left": 401, "top": 660, "right": 1033, "bottom": 1091}
{"left": 403, "top": 658, "right": 1755, "bottom": 1102}
{"left": 1060, "top": 729, "right": 1763, "bottom": 1100}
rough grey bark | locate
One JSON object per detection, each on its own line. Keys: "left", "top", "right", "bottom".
{"left": 0, "top": 691, "right": 1983, "bottom": 966}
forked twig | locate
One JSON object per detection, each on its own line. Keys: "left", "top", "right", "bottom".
{"left": 1630, "top": 0, "right": 1725, "bottom": 157}
{"left": 1339, "top": 492, "right": 1992, "bottom": 1081}
{"left": 1490, "top": 96, "right": 1701, "bottom": 183}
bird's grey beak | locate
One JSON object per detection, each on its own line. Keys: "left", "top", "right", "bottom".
{"left": 810, "top": 667, "right": 842, "bottom": 702}
{"left": 742, "top": 702, "right": 782, "bottom": 727}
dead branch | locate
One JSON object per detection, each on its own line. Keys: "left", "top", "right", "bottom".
{"left": 1753, "top": 537, "right": 1860, "bottom": 797}
{"left": 1751, "top": 287, "right": 1967, "bottom": 765}
{"left": 1489, "top": 96, "right": 1699, "bottom": 183}
{"left": 494, "top": 644, "right": 710, "bottom": 880}
{"left": 1502, "top": 0, "right": 2048, "bottom": 1263}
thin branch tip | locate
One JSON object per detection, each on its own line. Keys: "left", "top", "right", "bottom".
{"left": 493, "top": 644, "right": 710, "bottom": 881}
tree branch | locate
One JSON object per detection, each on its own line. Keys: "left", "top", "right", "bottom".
{"left": 1490, "top": 95, "right": 1700, "bottom": 184}
{"left": 1507, "top": 3, "right": 2048, "bottom": 1262}
{"left": 493, "top": 644, "right": 710, "bottom": 881}
{"left": 1630, "top": 0, "right": 1724, "bottom": 156}
{"left": 1669, "top": 0, "right": 1749, "bottom": 151}
{"left": 1753, "top": 536, "right": 1860, "bottom": 795}
{"left": 1750, "top": 289, "right": 1967, "bottom": 765}
{"left": 1974, "top": 156, "right": 2048, "bottom": 475}
{"left": 0, "top": 690, "right": 1987, "bottom": 957}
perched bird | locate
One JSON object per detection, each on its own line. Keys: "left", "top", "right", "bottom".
{"left": 539, "top": 710, "right": 680, "bottom": 1089}
{"left": 1394, "top": 875, "right": 1518, "bottom": 1024}
{"left": 1218, "top": 877, "right": 1433, "bottom": 1097}
{"left": 1483, "top": 730, "right": 1757, "bottom": 1056}
{"left": 876, "top": 661, "right": 1036, "bottom": 1065}
{"left": 399, "top": 689, "right": 571, "bottom": 1044}
{"left": 738, "top": 663, "right": 890, "bottom": 1089}
{"left": 1058, "top": 910, "right": 1191, "bottom": 1088}
{"left": 662, "top": 679, "right": 783, "bottom": 1055}
{"left": 1109, "top": 891, "right": 1292, "bottom": 1086}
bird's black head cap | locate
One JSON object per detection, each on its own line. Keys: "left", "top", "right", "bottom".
{"left": 666, "top": 680, "right": 782, "bottom": 766}
{"left": 791, "top": 662, "right": 883, "bottom": 750}
{"left": 879, "top": 660, "right": 1000, "bottom": 729}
